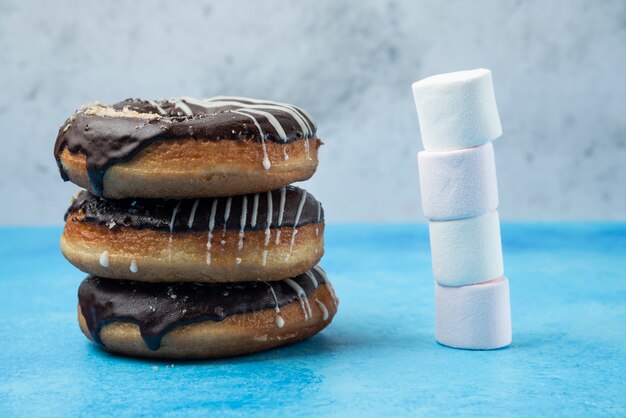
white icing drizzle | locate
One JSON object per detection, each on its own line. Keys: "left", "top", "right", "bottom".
{"left": 312, "top": 265, "right": 338, "bottom": 306}
{"left": 148, "top": 100, "right": 167, "bottom": 116}
{"left": 304, "top": 137, "right": 311, "bottom": 160}
{"left": 305, "top": 270, "right": 318, "bottom": 288}
{"left": 231, "top": 110, "right": 271, "bottom": 170}
{"left": 188, "top": 199, "right": 200, "bottom": 229}
{"left": 222, "top": 196, "right": 232, "bottom": 239}
{"left": 287, "top": 190, "right": 308, "bottom": 259}
{"left": 130, "top": 260, "right": 138, "bottom": 273}
{"left": 315, "top": 202, "right": 321, "bottom": 237}
{"left": 239, "top": 108, "right": 287, "bottom": 141}
{"left": 238, "top": 196, "right": 247, "bottom": 250}
{"left": 264, "top": 281, "right": 285, "bottom": 328}
{"left": 173, "top": 99, "right": 193, "bottom": 116}
{"left": 197, "top": 96, "right": 313, "bottom": 137}
{"left": 264, "top": 190, "right": 273, "bottom": 247}
{"left": 206, "top": 199, "right": 218, "bottom": 265}
{"left": 316, "top": 299, "right": 329, "bottom": 321}
{"left": 175, "top": 96, "right": 317, "bottom": 139}
{"left": 99, "top": 251, "right": 109, "bottom": 268}
{"left": 275, "top": 186, "right": 286, "bottom": 245}
{"left": 251, "top": 193, "right": 259, "bottom": 228}
{"left": 284, "top": 278, "right": 312, "bottom": 320}
{"left": 262, "top": 249, "right": 269, "bottom": 266}
{"left": 235, "top": 257, "right": 242, "bottom": 265}
{"left": 168, "top": 201, "right": 182, "bottom": 260}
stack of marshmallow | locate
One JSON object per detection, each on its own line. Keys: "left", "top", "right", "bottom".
{"left": 412, "top": 69, "right": 512, "bottom": 350}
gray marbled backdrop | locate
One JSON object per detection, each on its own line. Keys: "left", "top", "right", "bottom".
{"left": 1, "top": 0, "right": 625, "bottom": 223}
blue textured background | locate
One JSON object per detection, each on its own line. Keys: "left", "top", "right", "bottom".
{"left": 1, "top": 224, "right": 625, "bottom": 417}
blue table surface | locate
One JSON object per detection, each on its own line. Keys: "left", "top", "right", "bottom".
{"left": 0, "top": 223, "right": 625, "bottom": 417}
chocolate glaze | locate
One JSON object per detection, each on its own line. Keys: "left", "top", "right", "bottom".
{"left": 78, "top": 270, "right": 327, "bottom": 350}
{"left": 65, "top": 185, "right": 323, "bottom": 232}
{"left": 54, "top": 97, "right": 318, "bottom": 195}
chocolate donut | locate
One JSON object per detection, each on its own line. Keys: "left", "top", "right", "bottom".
{"left": 77, "top": 266, "right": 338, "bottom": 359}
{"left": 54, "top": 97, "right": 321, "bottom": 198}
{"left": 61, "top": 186, "right": 324, "bottom": 282}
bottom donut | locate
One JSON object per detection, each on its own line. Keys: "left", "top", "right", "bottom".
{"left": 77, "top": 266, "right": 338, "bottom": 359}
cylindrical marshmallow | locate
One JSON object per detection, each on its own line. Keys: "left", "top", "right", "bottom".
{"left": 418, "top": 142, "right": 498, "bottom": 221}
{"left": 429, "top": 210, "right": 503, "bottom": 286}
{"left": 412, "top": 68, "right": 502, "bottom": 151}
{"left": 435, "top": 277, "right": 512, "bottom": 350}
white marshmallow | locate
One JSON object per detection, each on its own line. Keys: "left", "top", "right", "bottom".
{"left": 435, "top": 277, "right": 512, "bottom": 350}
{"left": 418, "top": 142, "right": 498, "bottom": 221}
{"left": 429, "top": 210, "right": 503, "bottom": 286}
{"left": 412, "top": 68, "right": 502, "bottom": 151}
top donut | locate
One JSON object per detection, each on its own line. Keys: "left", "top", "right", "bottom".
{"left": 54, "top": 96, "right": 321, "bottom": 198}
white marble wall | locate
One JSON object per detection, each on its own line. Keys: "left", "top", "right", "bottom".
{"left": 1, "top": 0, "right": 625, "bottom": 224}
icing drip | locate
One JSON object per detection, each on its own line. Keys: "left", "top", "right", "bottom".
{"left": 305, "top": 270, "right": 318, "bottom": 288}
{"left": 238, "top": 196, "right": 247, "bottom": 251}
{"left": 206, "top": 199, "right": 218, "bottom": 265}
{"left": 316, "top": 299, "right": 329, "bottom": 320}
{"left": 232, "top": 110, "right": 271, "bottom": 170}
{"left": 286, "top": 190, "right": 308, "bottom": 260}
{"left": 264, "top": 190, "right": 273, "bottom": 246}
{"left": 173, "top": 99, "right": 193, "bottom": 116}
{"left": 262, "top": 250, "right": 269, "bottom": 266}
{"left": 188, "top": 199, "right": 200, "bottom": 229}
{"left": 222, "top": 196, "right": 232, "bottom": 239}
{"left": 265, "top": 281, "right": 285, "bottom": 328}
{"left": 65, "top": 186, "right": 323, "bottom": 232}
{"left": 79, "top": 269, "right": 328, "bottom": 350}
{"left": 275, "top": 186, "right": 286, "bottom": 245}
{"left": 284, "top": 278, "right": 312, "bottom": 320}
{"left": 304, "top": 137, "right": 311, "bottom": 160}
{"left": 312, "top": 265, "right": 338, "bottom": 306}
{"left": 130, "top": 260, "right": 138, "bottom": 273}
{"left": 168, "top": 201, "right": 182, "bottom": 259}
{"left": 99, "top": 251, "right": 109, "bottom": 268}
{"left": 251, "top": 193, "right": 259, "bottom": 228}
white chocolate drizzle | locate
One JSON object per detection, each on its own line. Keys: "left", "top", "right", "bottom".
{"left": 312, "top": 265, "right": 338, "bottom": 307}
{"left": 232, "top": 110, "right": 271, "bottom": 170}
{"left": 238, "top": 196, "right": 247, "bottom": 251}
{"left": 305, "top": 270, "right": 318, "bottom": 288}
{"left": 286, "top": 190, "right": 307, "bottom": 260}
{"left": 284, "top": 278, "right": 312, "bottom": 320}
{"left": 275, "top": 186, "right": 286, "bottom": 245}
{"left": 264, "top": 190, "right": 273, "bottom": 247}
{"left": 222, "top": 196, "right": 232, "bottom": 239}
{"left": 173, "top": 99, "right": 193, "bottom": 116}
{"left": 316, "top": 299, "right": 329, "bottom": 321}
{"left": 264, "top": 281, "right": 285, "bottom": 328}
{"left": 304, "top": 137, "right": 311, "bottom": 160}
{"left": 206, "top": 199, "right": 218, "bottom": 265}
{"left": 187, "top": 199, "right": 200, "bottom": 229}
{"left": 148, "top": 100, "right": 167, "bottom": 116}
{"left": 250, "top": 193, "right": 259, "bottom": 228}
{"left": 99, "top": 251, "right": 109, "bottom": 268}
{"left": 168, "top": 201, "right": 181, "bottom": 260}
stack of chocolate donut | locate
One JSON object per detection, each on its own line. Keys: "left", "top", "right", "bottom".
{"left": 54, "top": 97, "right": 338, "bottom": 359}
